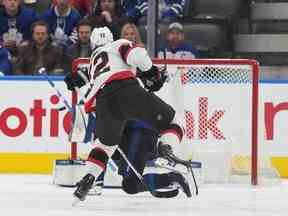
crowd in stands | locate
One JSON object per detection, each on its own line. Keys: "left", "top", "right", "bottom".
{"left": 157, "top": 22, "right": 199, "bottom": 59}
{"left": 0, "top": 0, "right": 198, "bottom": 76}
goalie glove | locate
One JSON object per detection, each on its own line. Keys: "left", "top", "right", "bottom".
{"left": 137, "top": 65, "right": 167, "bottom": 92}
{"left": 64, "top": 67, "right": 89, "bottom": 91}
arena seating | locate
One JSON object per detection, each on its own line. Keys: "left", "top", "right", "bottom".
{"left": 233, "top": 1, "right": 288, "bottom": 78}
{"left": 188, "top": 0, "right": 244, "bottom": 20}
{"left": 250, "top": 2, "right": 288, "bottom": 33}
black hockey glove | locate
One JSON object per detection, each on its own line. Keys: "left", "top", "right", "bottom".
{"left": 137, "top": 65, "right": 167, "bottom": 92}
{"left": 64, "top": 67, "right": 89, "bottom": 91}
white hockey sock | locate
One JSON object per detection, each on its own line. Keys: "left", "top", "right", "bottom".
{"left": 160, "top": 116, "right": 184, "bottom": 157}
{"left": 86, "top": 161, "right": 104, "bottom": 177}
{"left": 86, "top": 140, "right": 117, "bottom": 178}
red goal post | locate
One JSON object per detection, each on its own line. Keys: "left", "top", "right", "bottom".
{"left": 71, "top": 58, "right": 261, "bottom": 185}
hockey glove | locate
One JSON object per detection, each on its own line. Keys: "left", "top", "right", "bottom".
{"left": 137, "top": 65, "right": 167, "bottom": 92}
{"left": 64, "top": 67, "right": 89, "bottom": 91}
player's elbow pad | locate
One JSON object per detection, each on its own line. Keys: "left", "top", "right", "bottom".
{"left": 126, "top": 47, "right": 152, "bottom": 71}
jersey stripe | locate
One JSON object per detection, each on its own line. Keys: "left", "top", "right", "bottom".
{"left": 84, "top": 70, "right": 136, "bottom": 113}
{"left": 119, "top": 44, "right": 143, "bottom": 64}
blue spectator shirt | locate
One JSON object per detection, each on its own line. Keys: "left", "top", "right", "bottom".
{"left": 42, "top": 7, "right": 81, "bottom": 42}
{"left": 157, "top": 42, "right": 199, "bottom": 59}
{"left": 0, "top": 6, "right": 39, "bottom": 42}
{"left": 123, "top": 0, "right": 185, "bottom": 21}
{"left": 0, "top": 46, "right": 12, "bottom": 75}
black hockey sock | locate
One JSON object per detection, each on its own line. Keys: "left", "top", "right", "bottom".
{"left": 87, "top": 147, "right": 109, "bottom": 170}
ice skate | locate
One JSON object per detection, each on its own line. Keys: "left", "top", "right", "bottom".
{"left": 168, "top": 172, "right": 192, "bottom": 198}
{"left": 88, "top": 180, "right": 103, "bottom": 196}
{"left": 72, "top": 173, "right": 95, "bottom": 206}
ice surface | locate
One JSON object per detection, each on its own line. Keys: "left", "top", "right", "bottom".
{"left": 0, "top": 174, "right": 287, "bottom": 216}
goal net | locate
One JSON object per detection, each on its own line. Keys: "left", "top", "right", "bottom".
{"left": 71, "top": 58, "right": 280, "bottom": 185}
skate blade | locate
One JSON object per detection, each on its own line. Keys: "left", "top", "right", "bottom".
{"left": 88, "top": 191, "right": 102, "bottom": 196}
{"left": 72, "top": 196, "right": 81, "bottom": 207}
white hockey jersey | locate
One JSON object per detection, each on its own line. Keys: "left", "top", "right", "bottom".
{"left": 84, "top": 39, "right": 153, "bottom": 113}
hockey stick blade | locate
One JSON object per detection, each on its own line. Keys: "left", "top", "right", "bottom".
{"left": 72, "top": 196, "right": 81, "bottom": 207}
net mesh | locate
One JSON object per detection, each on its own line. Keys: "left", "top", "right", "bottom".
{"left": 180, "top": 65, "right": 252, "bottom": 84}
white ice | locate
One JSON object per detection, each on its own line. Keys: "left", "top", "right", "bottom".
{"left": 0, "top": 174, "right": 287, "bottom": 216}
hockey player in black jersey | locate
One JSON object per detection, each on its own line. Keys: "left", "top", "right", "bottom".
{"left": 64, "top": 27, "right": 195, "bottom": 204}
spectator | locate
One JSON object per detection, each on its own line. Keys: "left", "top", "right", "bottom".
{"left": 157, "top": 22, "right": 199, "bottom": 59}
{"left": 52, "top": 0, "right": 93, "bottom": 18}
{"left": 0, "top": 0, "right": 39, "bottom": 54}
{"left": 123, "top": 0, "right": 185, "bottom": 24}
{"left": 120, "top": 22, "right": 143, "bottom": 46}
{"left": 15, "top": 20, "right": 64, "bottom": 75}
{"left": 122, "top": 0, "right": 146, "bottom": 24}
{"left": 159, "top": 0, "right": 186, "bottom": 22}
{"left": 65, "top": 19, "right": 92, "bottom": 72}
{"left": 0, "top": 1, "right": 3, "bottom": 11}
{"left": 42, "top": 0, "right": 81, "bottom": 48}
{"left": 70, "top": 0, "right": 92, "bottom": 17}
{"left": 0, "top": 44, "right": 12, "bottom": 75}
{"left": 23, "top": 0, "right": 53, "bottom": 16}
{"left": 87, "top": 0, "right": 127, "bottom": 39}
{"left": 23, "top": 0, "right": 37, "bottom": 5}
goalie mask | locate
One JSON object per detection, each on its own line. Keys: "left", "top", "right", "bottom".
{"left": 90, "top": 27, "right": 114, "bottom": 49}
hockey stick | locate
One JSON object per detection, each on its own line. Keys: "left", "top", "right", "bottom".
{"left": 38, "top": 67, "right": 90, "bottom": 131}
{"left": 116, "top": 147, "right": 179, "bottom": 198}
{"left": 56, "top": 66, "right": 92, "bottom": 111}
{"left": 171, "top": 157, "right": 198, "bottom": 195}
{"left": 116, "top": 147, "right": 158, "bottom": 197}
{"left": 76, "top": 67, "right": 90, "bottom": 84}
{"left": 38, "top": 68, "right": 73, "bottom": 112}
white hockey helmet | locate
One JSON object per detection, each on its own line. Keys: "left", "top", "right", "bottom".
{"left": 90, "top": 27, "right": 114, "bottom": 49}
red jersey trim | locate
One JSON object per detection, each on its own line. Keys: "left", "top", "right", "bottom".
{"left": 84, "top": 70, "right": 136, "bottom": 113}
{"left": 160, "top": 129, "right": 182, "bottom": 143}
{"left": 119, "top": 44, "right": 142, "bottom": 63}
{"left": 87, "top": 157, "right": 106, "bottom": 170}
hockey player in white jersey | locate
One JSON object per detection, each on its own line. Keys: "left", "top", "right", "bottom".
{"left": 64, "top": 27, "right": 195, "bottom": 203}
